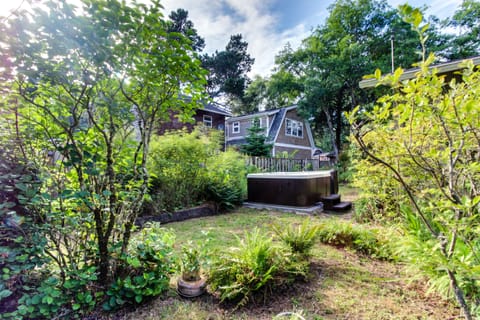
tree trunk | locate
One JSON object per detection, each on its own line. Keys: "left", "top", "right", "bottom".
{"left": 93, "top": 207, "right": 110, "bottom": 285}
{"left": 335, "top": 106, "right": 342, "bottom": 154}
{"left": 447, "top": 269, "right": 472, "bottom": 320}
{"left": 98, "top": 236, "right": 110, "bottom": 285}
{"left": 323, "top": 108, "right": 338, "bottom": 160}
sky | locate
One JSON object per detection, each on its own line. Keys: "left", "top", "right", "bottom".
{"left": 0, "top": 0, "right": 464, "bottom": 76}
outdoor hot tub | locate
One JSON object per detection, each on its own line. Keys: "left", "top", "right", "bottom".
{"left": 247, "top": 170, "right": 336, "bottom": 207}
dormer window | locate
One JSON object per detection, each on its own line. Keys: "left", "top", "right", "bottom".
{"left": 285, "top": 118, "right": 303, "bottom": 138}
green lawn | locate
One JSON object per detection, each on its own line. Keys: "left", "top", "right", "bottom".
{"left": 115, "top": 207, "right": 459, "bottom": 320}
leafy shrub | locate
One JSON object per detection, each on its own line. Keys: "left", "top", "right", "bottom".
{"left": 146, "top": 129, "right": 247, "bottom": 213}
{"left": 208, "top": 228, "right": 306, "bottom": 308}
{"left": 0, "top": 146, "right": 66, "bottom": 319}
{"left": 336, "top": 143, "right": 357, "bottom": 183}
{"left": 317, "top": 219, "right": 394, "bottom": 260}
{"left": 353, "top": 197, "right": 384, "bottom": 223}
{"left": 15, "top": 277, "right": 67, "bottom": 318}
{"left": 147, "top": 129, "right": 221, "bottom": 212}
{"left": 272, "top": 219, "right": 319, "bottom": 259}
{"left": 204, "top": 149, "right": 247, "bottom": 211}
{"left": 103, "top": 223, "right": 176, "bottom": 310}
{"left": 352, "top": 156, "right": 405, "bottom": 223}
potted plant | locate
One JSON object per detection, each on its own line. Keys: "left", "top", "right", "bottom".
{"left": 177, "top": 242, "right": 207, "bottom": 297}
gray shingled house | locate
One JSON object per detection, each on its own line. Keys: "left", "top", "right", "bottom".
{"left": 225, "top": 105, "right": 317, "bottom": 159}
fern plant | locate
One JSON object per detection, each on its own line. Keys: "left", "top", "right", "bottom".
{"left": 208, "top": 228, "right": 305, "bottom": 308}
{"left": 272, "top": 219, "right": 319, "bottom": 259}
{"left": 317, "top": 219, "right": 395, "bottom": 260}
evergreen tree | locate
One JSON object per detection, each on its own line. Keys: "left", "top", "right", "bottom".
{"left": 201, "top": 34, "right": 254, "bottom": 104}
{"left": 240, "top": 118, "right": 272, "bottom": 157}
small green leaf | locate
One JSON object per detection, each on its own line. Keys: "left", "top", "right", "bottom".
{"left": 0, "top": 289, "right": 12, "bottom": 299}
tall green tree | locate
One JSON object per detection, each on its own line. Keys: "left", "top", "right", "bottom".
{"left": 201, "top": 34, "right": 254, "bottom": 110}
{"left": 242, "top": 64, "right": 303, "bottom": 114}
{"left": 167, "top": 8, "right": 205, "bottom": 52}
{"left": 256, "top": 0, "right": 449, "bottom": 156}
{"left": 241, "top": 75, "right": 268, "bottom": 114}
{"left": 243, "top": 44, "right": 305, "bottom": 113}
{"left": 0, "top": 0, "right": 206, "bottom": 287}
{"left": 447, "top": 0, "right": 480, "bottom": 59}
{"left": 300, "top": 0, "right": 429, "bottom": 157}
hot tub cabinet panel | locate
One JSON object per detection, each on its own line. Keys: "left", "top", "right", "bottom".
{"left": 247, "top": 171, "right": 333, "bottom": 207}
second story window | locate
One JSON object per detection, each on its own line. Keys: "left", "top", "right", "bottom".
{"left": 285, "top": 118, "right": 303, "bottom": 138}
{"left": 232, "top": 121, "right": 240, "bottom": 134}
{"left": 203, "top": 115, "right": 212, "bottom": 128}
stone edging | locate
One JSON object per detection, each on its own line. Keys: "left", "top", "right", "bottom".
{"left": 135, "top": 203, "right": 216, "bottom": 227}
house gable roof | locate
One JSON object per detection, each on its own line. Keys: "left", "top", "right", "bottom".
{"left": 268, "top": 108, "right": 287, "bottom": 143}
{"left": 179, "top": 95, "right": 232, "bottom": 117}
{"left": 226, "top": 105, "right": 297, "bottom": 143}
{"left": 359, "top": 56, "right": 480, "bottom": 89}
{"left": 200, "top": 102, "right": 232, "bottom": 117}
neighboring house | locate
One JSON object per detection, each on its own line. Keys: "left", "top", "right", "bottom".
{"left": 225, "top": 105, "right": 317, "bottom": 159}
{"left": 359, "top": 56, "right": 480, "bottom": 89}
{"left": 158, "top": 101, "right": 231, "bottom": 135}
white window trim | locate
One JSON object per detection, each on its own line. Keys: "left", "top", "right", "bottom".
{"left": 232, "top": 121, "right": 240, "bottom": 134}
{"left": 285, "top": 118, "right": 303, "bottom": 138}
{"left": 203, "top": 115, "right": 213, "bottom": 128}
{"left": 274, "top": 143, "right": 312, "bottom": 150}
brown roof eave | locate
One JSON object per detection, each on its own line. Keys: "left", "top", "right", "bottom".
{"left": 359, "top": 56, "right": 480, "bottom": 89}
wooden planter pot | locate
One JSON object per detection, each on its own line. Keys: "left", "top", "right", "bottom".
{"left": 177, "top": 276, "right": 207, "bottom": 298}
